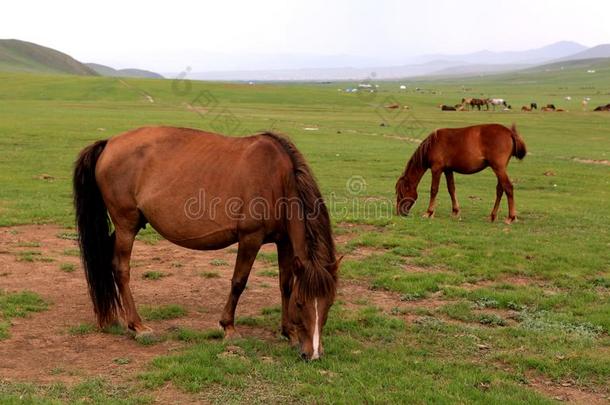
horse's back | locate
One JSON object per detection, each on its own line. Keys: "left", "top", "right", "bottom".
{"left": 432, "top": 124, "right": 513, "bottom": 173}
{"left": 95, "top": 127, "right": 293, "bottom": 247}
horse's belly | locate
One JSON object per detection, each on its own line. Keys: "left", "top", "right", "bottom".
{"left": 450, "top": 158, "right": 488, "bottom": 175}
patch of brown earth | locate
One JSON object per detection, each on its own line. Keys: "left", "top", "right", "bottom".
{"left": 572, "top": 158, "right": 610, "bottom": 166}
{"left": 0, "top": 225, "right": 281, "bottom": 384}
{"left": 527, "top": 375, "right": 609, "bottom": 404}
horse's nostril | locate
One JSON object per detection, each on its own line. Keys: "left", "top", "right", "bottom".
{"left": 300, "top": 352, "right": 309, "bottom": 361}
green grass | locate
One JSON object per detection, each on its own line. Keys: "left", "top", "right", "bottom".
{"left": 0, "top": 290, "right": 47, "bottom": 339}
{"left": 0, "top": 65, "right": 609, "bottom": 402}
{"left": 139, "top": 304, "right": 187, "bottom": 321}
{"left": 0, "top": 378, "right": 151, "bottom": 404}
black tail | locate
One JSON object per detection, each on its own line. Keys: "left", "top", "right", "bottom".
{"left": 73, "top": 140, "right": 120, "bottom": 327}
{"left": 510, "top": 123, "right": 527, "bottom": 160}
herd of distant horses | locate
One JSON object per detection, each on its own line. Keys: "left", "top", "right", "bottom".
{"left": 440, "top": 98, "right": 610, "bottom": 112}
{"left": 73, "top": 89, "right": 608, "bottom": 359}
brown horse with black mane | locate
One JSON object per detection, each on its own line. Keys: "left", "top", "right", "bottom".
{"left": 73, "top": 126, "right": 339, "bottom": 360}
{"left": 395, "top": 124, "right": 527, "bottom": 224}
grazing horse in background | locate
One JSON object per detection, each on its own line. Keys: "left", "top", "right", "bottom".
{"left": 530, "top": 103, "right": 538, "bottom": 110}
{"left": 470, "top": 98, "right": 489, "bottom": 111}
{"left": 521, "top": 105, "right": 532, "bottom": 112}
{"left": 594, "top": 103, "right": 610, "bottom": 111}
{"left": 73, "top": 127, "right": 339, "bottom": 360}
{"left": 395, "top": 124, "right": 527, "bottom": 224}
{"left": 439, "top": 104, "right": 456, "bottom": 111}
{"left": 461, "top": 98, "right": 473, "bottom": 110}
{"left": 489, "top": 98, "right": 507, "bottom": 110}
{"left": 545, "top": 104, "right": 556, "bottom": 110}
{"left": 541, "top": 106, "right": 555, "bottom": 112}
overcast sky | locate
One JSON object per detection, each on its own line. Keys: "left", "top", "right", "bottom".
{"left": 2, "top": 0, "right": 609, "bottom": 72}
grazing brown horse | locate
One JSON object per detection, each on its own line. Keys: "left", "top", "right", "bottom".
{"left": 395, "top": 124, "right": 527, "bottom": 224}
{"left": 73, "top": 126, "right": 339, "bottom": 360}
{"left": 470, "top": 98, "right": 489, "bottom": 111}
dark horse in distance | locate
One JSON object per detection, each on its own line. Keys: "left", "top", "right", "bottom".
{"left": 73, "top": 127, "right": 339, "bottom": 360}
{"left": 395, "top": 124, "right": 527, "bottom": 224}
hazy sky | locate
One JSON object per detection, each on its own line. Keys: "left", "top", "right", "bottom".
{"left": 2, "top": 0, "right": 609, "bottom": 72}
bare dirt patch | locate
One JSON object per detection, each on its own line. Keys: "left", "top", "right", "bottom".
{"left": 0, "top": 224, "right": 418, "bottom": 387}
{"left": 572, "top": 158, "right": 610, "bottom": 166}
{"left": 527, "top": 375, "right": 610, "bottom": 404}
{"left": 0, "top": 225, "right": 280, "bottom": 384}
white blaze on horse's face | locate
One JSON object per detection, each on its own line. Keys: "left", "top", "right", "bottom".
{"left": 289, "top": 290, "right": 330, "bottom": 361}
{"left": 312, "top": 299, "right": 320, "bottom": 360}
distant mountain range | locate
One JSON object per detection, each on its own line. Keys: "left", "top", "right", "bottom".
{"left": 0, "top": 39, "right": 163, "bottom": 79}
{"left": 188, "top": 41, "right": 608, "bottom": 81}
{"left": 1, "top": 38, "right": 609, "bottom": 81}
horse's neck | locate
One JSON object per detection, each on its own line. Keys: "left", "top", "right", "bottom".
{"left": 404, "top": 162, "right": 426, "bottom": 189}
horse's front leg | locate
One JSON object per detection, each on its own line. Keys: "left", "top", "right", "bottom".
{"left": 276, "top": 239, "right": 298, "bottom": 346}
{"left": 423, "top": 169, "right": 442, "bottom": 218}
{"left": 220, "top": 232, "right": 264, "bottom": 339}
{"left": 444, "top": 170, "right": 460, "bottom": 217}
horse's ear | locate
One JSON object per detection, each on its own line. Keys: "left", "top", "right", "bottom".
{"left": 293, "top": 256, "right": 305, "bottom": 277}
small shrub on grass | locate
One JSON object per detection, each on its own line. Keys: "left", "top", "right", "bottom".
{"left": 209, "top": 259, "right": 229, "bottom": 266}
{"left": 59, "top": 263, "right": 76, "bottom": 273}
{"left": 258, "top": 269, "right": 278, "bottom": 277}
{"left": 63, "top": 248, "right": 80, "bottom": 257}
{"left": 200, "top": 271, "right": 221, "bottom": 279}
{"left": 477, "top": 313, "right": 506, "bottom": 326}
{"left": 142, "top": 271, "right": 166, "bottom": 280}
{"left": 69, "top": 323, "right": 95, "bottom": 335}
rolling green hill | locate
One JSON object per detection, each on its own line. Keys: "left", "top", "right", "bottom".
{"left": 0, "top": 39, "right": 97, "bottom": 75}
{"left": 86, "top": 62, "right": 164, "bottom": 79}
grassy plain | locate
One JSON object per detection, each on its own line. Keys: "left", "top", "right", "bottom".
{"left": 0, "top": 62, "right": 609, "bottom": 403}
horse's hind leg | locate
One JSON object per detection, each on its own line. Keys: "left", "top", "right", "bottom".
{"left": 491, "top": 167, "right": 516, "bottom": 223}
{"left": 112, "top": 225, "right": 151, "bottom": 337}
{"left": 490, "top": 180, "right": 503, "bottom": 222}
{"left": 445, "top": 170, "right": 460, "bottom": 217}
{"left": 423, "top": 168, "right": 442, "bottom": 218}
{"left": 220, "top": 231, "right": 264, "bottom": 339}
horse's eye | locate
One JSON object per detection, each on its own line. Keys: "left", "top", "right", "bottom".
{"left": 296, "top": 301, "right": 304, "bottom": 309}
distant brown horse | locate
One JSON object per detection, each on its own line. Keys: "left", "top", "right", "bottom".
{"left": 470, "top": 98, "right": 489, "bottom": 111}
{"left": 73, "top": 127, "right": 339, "bottom": 360}
{"left": 395, "top": 124, "right": 527, "bottom": 224}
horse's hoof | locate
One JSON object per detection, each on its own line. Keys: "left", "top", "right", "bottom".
{"left": 504, "top": 217, "right": 516, "bottom": 225}
{"left": 490, "top": 214, "right": 497, "bottom": 222}
{"left": 223, "top": 326, "right": 242, "bottom": 340}
{"left": 132, "top": 325, "right": 154, "bottom": 339}
{"left": 422, "top": 211, "right": 434, "bottom": 218}
{"left": 451, "top": 210, "right": 461, "bottom": 218}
